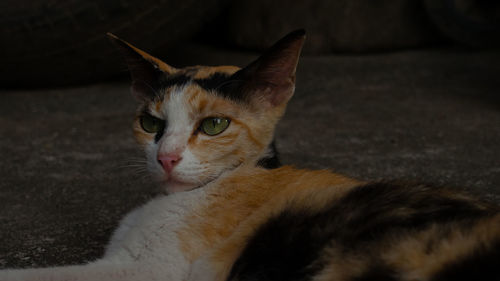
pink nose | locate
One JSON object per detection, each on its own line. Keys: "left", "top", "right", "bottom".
{"left": 157, "top": 153, "right": 182, "bottom": 173}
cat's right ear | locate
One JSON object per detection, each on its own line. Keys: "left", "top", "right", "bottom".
{"left": 107, "top": 33, "right": 177, "bottom": 101}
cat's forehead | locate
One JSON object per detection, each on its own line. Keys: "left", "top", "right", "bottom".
{"left": 159, "top": 65, "right": 241, "bottom": 93}
{"left": 148, "top": 76, "right": 244, "bottom": 119}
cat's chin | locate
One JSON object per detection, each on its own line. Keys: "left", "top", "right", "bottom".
{"left": 162, "top": 173, "right": 224, "bottom": 194}
{"left": 156, "top": 163, "right": 243, "bottom": 194}
{"left": 163, "top": 179, "right": 200, "bottom": 194}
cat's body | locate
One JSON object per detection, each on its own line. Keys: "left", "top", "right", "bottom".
{"left": 7, "top": 165, "right": 498, "bottom": 281}
{"left": 2, "top": 30, "right": 500, "bottom": 281}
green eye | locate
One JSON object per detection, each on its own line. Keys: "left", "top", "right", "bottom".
{"left": 200, "top": 117, "right": 230, "bottom": 136}
{"left": 140, "top": 114, "right": 164, "bottom": 133}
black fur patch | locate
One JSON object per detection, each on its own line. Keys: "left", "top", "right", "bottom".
{"left": 194, "top": 72, "right": 233, "bottom": 92}
{"left": 158, "top": 73, "right": 191, "bottom": 90}
{"left": 227, "top": 183, "right": 497, "bottom": 281}
{"left": 227, "top": 209, "right": 331, "bottom": 281}
{"left": 209, "top": 78, "right": 246, "bottom": 102}
{"left": 327, "top": 183, "right": 495, "bottom": 249}
{"left": 193, "top": 72, "right": 249, "bottom": 103}
{"left": 256, "top": 141, "right": 281, "bottom": 169}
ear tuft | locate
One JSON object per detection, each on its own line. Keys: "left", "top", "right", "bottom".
{"left": 230, "top": 29, "right": 306, "bottom": 107}
{"left": 107, "top": 33, "right": 177, "bottom": 101}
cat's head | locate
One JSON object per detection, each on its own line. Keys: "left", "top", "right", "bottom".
{"left": 109, "top": 30, "right": 305, "bottom": 193}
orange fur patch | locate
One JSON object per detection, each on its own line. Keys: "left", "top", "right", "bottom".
{"left": 177, "top": 166, "right": 361, "bottom": 267}
{"left": 154, "top": 99, "right": 164, "bottom": 112}
{"left": 190, "top": 66, "right": 240, "bottom": 79}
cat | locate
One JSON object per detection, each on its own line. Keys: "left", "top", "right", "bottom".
{"left": 2, "top": 29, "right": 500, "bottom": 281}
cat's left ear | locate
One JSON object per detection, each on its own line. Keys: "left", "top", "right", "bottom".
{"left": 230, "top": 29, "right": 306, "bottom": 108}
{"left": 107, "top": 33, "right": 177, "bottom": 101}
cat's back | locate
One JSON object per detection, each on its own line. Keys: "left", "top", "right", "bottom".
{"left": 218, "top": 169, "right": 500, "bottom": 281}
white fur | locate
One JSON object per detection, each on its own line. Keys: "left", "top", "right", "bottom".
{"left": 158, "top": 88, "right": 192, "bottom": 156}
{"left": 103, "top": 187, "right": 209, "bottom": 279}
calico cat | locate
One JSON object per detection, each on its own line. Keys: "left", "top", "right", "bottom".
{"left": 2, "top": 30, "right": 500, "bottom": 281}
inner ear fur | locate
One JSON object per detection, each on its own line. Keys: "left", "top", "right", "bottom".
{"left": 230, "top": 29, "right": 306, "bottom": 107}
{"left": 107, "top": 33, "right": 177, "bottom": 101}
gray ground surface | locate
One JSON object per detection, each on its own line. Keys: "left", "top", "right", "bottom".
{"left": 1, "top": 46, "right": 499, "bottom": 268}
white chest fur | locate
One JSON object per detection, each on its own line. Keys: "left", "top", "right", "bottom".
{"left": 102, "top": 186, "right": 210, "bottom": 280}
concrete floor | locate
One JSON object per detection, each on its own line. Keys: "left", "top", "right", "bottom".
{"left": 1, "top": 46, "right": 499, "bottom": 268}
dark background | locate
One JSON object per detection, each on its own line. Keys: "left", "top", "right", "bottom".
{"left": 1, "top": 0, "right": 499, "bottom": 87}
{"left": 0, "top": 0, "right": 499, "bottom": 268}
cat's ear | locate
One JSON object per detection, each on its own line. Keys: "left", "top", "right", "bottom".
{"left": 230, "top": 29, "right": 306, "bottom": 108}
{"left": 107, "top": 33, "right": 177, "bottom": 101}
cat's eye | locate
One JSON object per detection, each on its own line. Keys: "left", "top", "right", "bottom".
{"left": 140, "top": 114, "right": 165, "bottom": 134}
{"left": 200, "top": 117, "right": 230, "bottom": 136}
